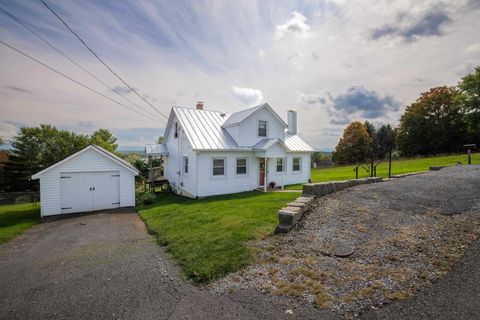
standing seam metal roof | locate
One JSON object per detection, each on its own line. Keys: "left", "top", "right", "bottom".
{"left": 169, "top": 106, "right": 313, "bottom": 152}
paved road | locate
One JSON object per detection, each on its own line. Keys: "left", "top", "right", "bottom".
{"left": 0, "top": 210, "right": 333, "bottom": 320}
{"left": 1, "top": 166, "right": 479, "bottom": 320}
{"left": 362, "top": 233, "right": 480, "bottom": 320}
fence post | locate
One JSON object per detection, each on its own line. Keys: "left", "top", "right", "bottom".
{"left": 388, "top": 150, "right": 392, "bottom": 178}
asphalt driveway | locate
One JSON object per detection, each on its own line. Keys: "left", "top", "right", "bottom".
{"left": 0, "top": 209, "right": 332, "bottom": 320}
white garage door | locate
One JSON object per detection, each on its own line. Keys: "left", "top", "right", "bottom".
{"left": 60, "top": 171, "right": 120, "bottom": 214}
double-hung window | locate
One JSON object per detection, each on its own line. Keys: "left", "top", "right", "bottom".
{"left": 292, "top": 157, "right": 301, "bottom": 172}
{"left": 276, "top": 158, "right": 284, "bottom": 173}
{"left": 236, "top": 158, "right": 247, "bottom": 175}
{"left": 258, "top": 120, "right": 267, "bottom": 137}
{"left": 212, "top": 158, "right": 225, "bottom": 176}
{"left": 183, "top": 157, "right": 188, "bottom": 174}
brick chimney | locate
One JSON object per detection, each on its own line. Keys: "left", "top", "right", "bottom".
{"left": 196, "top": 101, "right": 204, "bottom": 110}
{"left": 287, "top": 109, "right": 297, "bottom": 134}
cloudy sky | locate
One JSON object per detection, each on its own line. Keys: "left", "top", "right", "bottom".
{"left": 0, "top": 0, "right": 479, "bottom": 150}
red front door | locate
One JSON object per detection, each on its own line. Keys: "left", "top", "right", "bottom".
{"left": 259, "top": 159, "right": 265, "bottom": 186}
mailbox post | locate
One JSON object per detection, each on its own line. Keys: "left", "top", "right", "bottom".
{"left": 463, "top": 144, "right": 476, "bottom": 165}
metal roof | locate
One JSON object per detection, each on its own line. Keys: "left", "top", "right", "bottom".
{"left": 145, "top": 144, "right": 168, "bottom": 155}
{"left": 285, "top": 132, "right": 315, "bottom": 152}
{"left": 157, "top": 106, "right": 313, "bottom": 152}
{"left": 222, "top": 103, "right": 287, "bottom": 128}
{"left": 253, "top": 138, "right": 287, "bottom": 151}
{"left": 173, "top": 107, "right": 243, "bottom": 150}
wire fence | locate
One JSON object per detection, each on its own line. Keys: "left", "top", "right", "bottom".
{"left": 0, "top": 192, "right": 39, "bottom": 206}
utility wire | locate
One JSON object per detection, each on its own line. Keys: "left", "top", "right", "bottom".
{"left": 0, "top": 5, "right": 165, "bottom": 124}
{"left": 41, "top": 0, "right": 169, "bottom": 120}
{"left": 0, "top": 39, "right": 162, "bottom": 124}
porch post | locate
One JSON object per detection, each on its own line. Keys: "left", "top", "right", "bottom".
{"left": 264, "top": 157, "right": 267, "bottom": 192}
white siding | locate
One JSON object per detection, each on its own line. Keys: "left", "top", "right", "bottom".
{"left": 267, "top": 153, "right": 311, "bottom": 186}
{"left": 38, "top": 148, "right": 136, "bottom": 216}
{"left": 196, "top": 152, "right": 258, "bottom": 197}
{"left": 164, "top": 113, "right": 197, "bottom": 197}
{"left": 229, "top": 108, "right": 286, "bottom": 147}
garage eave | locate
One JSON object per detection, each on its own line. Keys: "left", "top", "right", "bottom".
{"left": 32, "top": 144, "right": 139, "bottom": 180}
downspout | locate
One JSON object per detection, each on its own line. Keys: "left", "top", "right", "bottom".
{"left": 195, "top": 151, "right": 198, "bottom": 198}
{"left": 178, "top": 130, "right": 182, "bottom": 195}
{"left": 264, "top": 157, "right": 267, "bottom": 192}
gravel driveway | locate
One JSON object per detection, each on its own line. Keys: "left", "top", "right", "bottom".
{"left": 0, "top": 209, "right": 333, "bottom": 320}
{"left": 213, "top": 165, "right": 480, "bottom": 317}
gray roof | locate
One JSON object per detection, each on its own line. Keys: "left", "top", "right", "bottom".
{"left": 145, "top": 144, "right": 169, "bottom": 155}
{"left": 222, "top": 103, "right": 287, "bottom": 128}
{"left": 285, "top": 132, "right": 315, "bottom": 152}
{"left": 160, "top": 106, "right": 313, "bottom": 152}
{"left": 253, "top": 138, "right": 287, "bottom": 150}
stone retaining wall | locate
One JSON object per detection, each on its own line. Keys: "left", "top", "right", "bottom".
{"left": 302, "top": 177, "right": 383, "bottom": 197}
{"left": 274, "top": 177, "right": 383, "bottom": 234}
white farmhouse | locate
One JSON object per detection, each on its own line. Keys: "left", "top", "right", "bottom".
{"left": 146, "top": 103, "right": 314, "bottom": 198}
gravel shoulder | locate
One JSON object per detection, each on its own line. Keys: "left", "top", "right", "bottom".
{"left": 212, "top": 165, "right": 480, "bottom": 317}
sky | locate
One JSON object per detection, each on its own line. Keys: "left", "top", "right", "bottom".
{"left": 0, "top": 0, "right": 479, "bottom": 151}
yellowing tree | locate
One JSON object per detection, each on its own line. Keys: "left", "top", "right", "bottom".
{"left": 333, "top": 121, "right": 372, "bottom": 164}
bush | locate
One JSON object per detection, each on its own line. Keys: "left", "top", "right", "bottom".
{"left": 136, "top": 191, "right": 156, "bottom": 205}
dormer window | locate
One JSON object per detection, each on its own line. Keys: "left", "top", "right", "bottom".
{"left": 174, "top": 122, "right": 179, "bottom": 138}
{"left": 258, "top": 120, "right": 267, "bottom": 137}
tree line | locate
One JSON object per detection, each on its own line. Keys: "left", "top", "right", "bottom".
{"left": 333, "top": 66, "right": 480, "bottom": 164}
{"left": 0, "top": 125, "right": 119, "bottom": 192}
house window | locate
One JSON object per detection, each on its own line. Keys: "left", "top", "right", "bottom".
{"left": 258, "top": 120, "right": 267, "bottom": 137}
{"left": 276, "top": 158, "right": 284, "bottom": 173}
{"left": 292, "top": 157, "right": 301, "bottom": 172}
{"left": 236, "top": 158, "right": 247, "bottom": 175}
{"left": 184, "top": 156, "right": 188, "bottom": 174}
{"left": 212, "top": 158, "right": 225, "bottom": 176}
{"left": 174, "top": 122, "right": 179, "bottom": 138}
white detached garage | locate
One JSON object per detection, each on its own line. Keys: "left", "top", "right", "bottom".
{"left": 32, "top": 145, "right": 139, "bottom": 217}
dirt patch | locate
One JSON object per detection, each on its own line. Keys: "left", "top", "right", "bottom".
{"left": 212, "top": 165, "right": 480, "bottom": 317}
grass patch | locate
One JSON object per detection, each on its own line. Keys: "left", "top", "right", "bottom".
{"left": 286, "top": 153, "right": 480, "bottom": 189}
{"left": 137, "top": 191, "right": 298, "bottom": 283}
{"left": 0, "top": 203, "right": 41, "bottom": 244}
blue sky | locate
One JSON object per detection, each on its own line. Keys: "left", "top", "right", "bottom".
{"left": 1, "top": 0, "right": 479, "bottom": 150}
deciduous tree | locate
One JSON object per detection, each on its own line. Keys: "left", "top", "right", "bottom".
{"left": 332, "top": 121, "right": 372, "bottom": 164}
{"left": 396, "top": 86, "right": 466, "bottom": 156}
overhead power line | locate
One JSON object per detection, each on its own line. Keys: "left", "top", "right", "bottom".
{"left": 0, "top": 5, "right": 166, "bottom": 124}
{"left": 41, "top": 0, "right": 169, "bottom": 120}
{"left": 0, "top": 39, "right": 162, "bottom": 123}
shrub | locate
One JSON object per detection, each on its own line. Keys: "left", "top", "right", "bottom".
{"left": 136, "top": 191, "right": 156, "bottom": 205}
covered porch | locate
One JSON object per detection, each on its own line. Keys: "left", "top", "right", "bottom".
{"left": 253, "top": 138, "right": 289, "bottom": 192}
{"left": 145, "top": 144, "right": 169, "bottom": 191}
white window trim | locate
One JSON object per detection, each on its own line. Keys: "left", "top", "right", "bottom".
{"left": 276, "top": 157, "right": 285, "bottom": 173}
{"left": 235, "top": 157, "right": 248, "bottom": 176}
{"left": 211, "top": 157, "right": 227, "bottom": 178}
{"left": 183, "top": 156, "right": 189, "bottom": 175}
{"left": 292, "top": 157, "right": 302, "bottom": 173}
{"left": 257, "top": 120, "right": 267, "bottom": 137}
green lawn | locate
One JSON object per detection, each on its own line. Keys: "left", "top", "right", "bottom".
{"left": 287, "top": 153, "right": 480, "bottom": 189}
{"left": 137, "top": 191, "right": 298, "bottom": 283}
{"left": 0, "top": 203, "right": 41, "bottom": 244}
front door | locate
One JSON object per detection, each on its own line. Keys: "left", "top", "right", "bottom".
{"left": 259, "top": 159, "right": 265, "bottom": 186}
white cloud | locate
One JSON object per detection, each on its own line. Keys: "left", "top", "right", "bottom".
{"left": 0, "top": 121, "right": 19, "bottom": 142}
{"left": 0, "top": 1, "right": 479, "bottom": 149}
{"left": 231, "top": 86, "right": 264, "bottom": 105}
{"left": 275, "top": 11, "right": 311, "bottom": 40}
{"left": 464, "top": 43, "right": 480, "bottom": 55}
